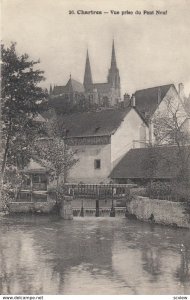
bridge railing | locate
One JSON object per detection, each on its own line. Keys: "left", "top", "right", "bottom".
{"left": 63, "top": 183, "right": 136, "bottom": 199}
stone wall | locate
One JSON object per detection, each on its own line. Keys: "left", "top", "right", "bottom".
{"left": 126, "top": 196, "right": 190, "bottom": 228}
{"left": 8, "top": 201, "right": 56, "bottom": 214}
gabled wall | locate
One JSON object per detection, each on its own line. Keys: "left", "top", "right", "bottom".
{"left": 67, "top": 143, "right": 111, "bottom": 183}
{"left": 152, "top": 86, "right": 188, "bottom": 144}
{"left": 111, "top": 109, "right": 149, "bottom": 167}
{"left": 154, "top": 86, "right": 186, "bottom": 123}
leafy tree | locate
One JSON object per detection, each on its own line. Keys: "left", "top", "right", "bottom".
{"left": 1, "top": 42, "right": 47, "bottom": 183}
{"left": 152, "top": 94, "right": 190, "bottom": 183}
{"left": 33, "top": 117, "right": 78, "bottom": 203}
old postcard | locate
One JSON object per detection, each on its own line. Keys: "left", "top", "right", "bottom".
{"left": 1, "top": 0, "right": 190, "bottom": 297}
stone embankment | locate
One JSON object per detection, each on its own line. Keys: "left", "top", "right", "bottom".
{"left": 126, "top": 196, "right": 190, "bottom": 229}
{"left": 8, "top": 201, "right": 56, "bottom": 214}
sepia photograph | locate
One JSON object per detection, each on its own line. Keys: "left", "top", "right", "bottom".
{"left": 1, "top": 0, "right": 190, "bottom": 297}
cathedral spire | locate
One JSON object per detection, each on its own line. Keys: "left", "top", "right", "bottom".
{"left": 111, "top": 39, "right": 117, "bottom": 69}
{"left": 49, "top": 84, "right": 53, "bottom": 95}
{"left": 107, "top": 40, "right": 120, "bottom": 89}
{"left": 83, "top": 49, "right": 93, "bottom": 92}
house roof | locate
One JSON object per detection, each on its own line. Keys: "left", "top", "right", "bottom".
{"left": 58, "top": 107, "right": 132, "bottom": 137}
{"left": 110, "top": 145, "right": 190, "bottom": 179}
{"left": 134, "top": 84, "right": 175, "bottom": 121}
{"left": 93, "top": 83, "right": 111, "bottom": 94}
{"left": 23, "top": 159, "right": 47, "bottom": 173}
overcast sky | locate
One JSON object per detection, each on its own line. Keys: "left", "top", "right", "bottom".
{"left": 2, "top": 0, "right": 190, "bottom": 97}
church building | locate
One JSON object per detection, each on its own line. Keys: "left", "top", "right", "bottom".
{"left": 49, "top": 40, "right": 121, "bottom": 109}
{"left": 83, "top": 40, "right": 121, "bottom": 107}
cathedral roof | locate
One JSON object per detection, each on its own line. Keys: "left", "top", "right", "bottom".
{"left": 52, "top": 79, "right": 84, "bottom": 96}
{"left": 58, "top": 107, "right": 132, "bottom": 137}
{"left": 134, "top": 84, "right": 175, "bottom": 121}
{"left": 66, "top": 78, "right": 84, "bottom": 93}
{"left": 52, "top": 85, "right": 67, "bottom": 95}
{"left": 93, "top": 83, "right": 111, "bottom": 94}
{"left": 110, "top": 145, "right": 190, "bottom": 180}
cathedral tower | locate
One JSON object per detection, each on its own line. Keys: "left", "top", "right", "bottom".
{"left": 107, "top": 40, "right": 120, "bottom": 89}
{"left": 107, "top": 40, "right": 121, "bottom": 105}
{"left": 83, "top": 49, "right": 93, "bottom": 92}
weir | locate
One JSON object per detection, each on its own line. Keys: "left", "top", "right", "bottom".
{"left": 73, "top": 207, "right": 126, "bottom": 217}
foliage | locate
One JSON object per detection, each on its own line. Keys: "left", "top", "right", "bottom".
{"left": 151, "top": 93, "right": 190, "bottom": 182}
{"left": 1, "top": 42, "right": 48, "bottom": 181}
{"left": 153, "top": 94, "right": 188, "bottom": 145}
{"left": 33, "top": 117, "right": 78, "bottom": 204}
{"left": 0, "top": 166, "right": 28, "bottom": 211}
{"left": 34, "top": 137, "right": 78, "bottom": 185}
{"left": 145, "top": 181, "right": 190, "bottom": 202}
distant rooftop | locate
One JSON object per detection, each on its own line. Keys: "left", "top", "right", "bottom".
{"left": 57, "top": 107, "right": 132, "bottom": 137}
{"left": 134, "top": 84, "right": 176, "bottom": 121}
{"left": 110, "top": 145, "right": 190, "bottom": 180}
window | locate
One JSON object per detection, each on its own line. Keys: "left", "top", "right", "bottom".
{"left": 32, "top": 193, "right": 47, "bottom": 202}
{"left": 40, "top": 174, "right": 47, "bottom": 184}
{"left": 33, "top": 174, "right": 40, "bottom": 183}
{"left": 18, "top": 192, "right": 31, "bottom": 202}
{"left": 32, "top": 174, "right": 47, "bottom": 184}
{"left": 94, "top": 159, "right": 101, "bottom": 169}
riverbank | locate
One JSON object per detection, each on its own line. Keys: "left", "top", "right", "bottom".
{"left": 4, "top": 195, "right": 190, "bottom": 229}
{"left": 126, "top": 195, "right": 190, "bottom": 229}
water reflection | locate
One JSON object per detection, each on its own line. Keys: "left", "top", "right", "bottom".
{"left": 0, "top": 216, "right": 190, "bottom": 294}
{"left": 175, "top": 243, "right": 190, "bottom": 294}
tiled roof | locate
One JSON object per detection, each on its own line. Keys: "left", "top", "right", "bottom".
{"left": 110, "top": 145, "right": 190, "bottom": 179}
{"left": 93, "top": 83, "right": 111, "bottom": 94}
{"left": 58, "top": 107, "right": 132, "bottom": 137}
{"left": 134, "top": 84, "right": 175, "bottom": 121}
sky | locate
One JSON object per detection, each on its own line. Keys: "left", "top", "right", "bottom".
{"left": 2, "top": 0, "right": 190, "bottom": 97}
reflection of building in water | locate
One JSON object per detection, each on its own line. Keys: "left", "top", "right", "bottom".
{"left": 141, "top": 247, "right": 161, "bottom": 278}
{"left": 0, "top": 219, "right": 116, "bottom": 294}
{"left": 112, "top": 238, "right": 190, "bottom": 295}
{"left": 1, "top": 218, "right": 190, "bottom": 295}
{"left": 175, "top": 244, "right": 190, "bottom": 294}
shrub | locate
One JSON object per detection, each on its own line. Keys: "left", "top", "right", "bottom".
{"left": 145, "top": 181, "right": 190, "bottom": 202}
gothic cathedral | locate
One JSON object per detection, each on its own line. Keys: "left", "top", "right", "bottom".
{"left": 50, "top": 40, "right": 121, "bottom": 108}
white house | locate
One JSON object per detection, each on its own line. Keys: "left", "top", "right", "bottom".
{"left": 134, "top": 83, "right": 189, "bottom": 144}
{"left": 58, "top": 107, "right": 149, "bottom": 183}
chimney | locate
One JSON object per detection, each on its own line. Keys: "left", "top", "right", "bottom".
{"left": 157, "top": 87, "right": 161, "bottom": 104}
{"left": 178, "top": 83, "right": 185, "bottom": 99}
{"left": 131, "top": 94, "right": 136, "bottom": 107}
{"left": 123, "top": 93, "right": 130, "bottom": 107}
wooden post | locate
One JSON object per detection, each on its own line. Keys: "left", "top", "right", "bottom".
{"left": 95, "top": 186, "right": 100, "bottom": 217}
{"left": 110, "top": 187, "right": 115, "bottom": 217}
{"left": 80, "top": 199, "right": 84, "bottom": 217}
{"left": 30, "top": 174, "right": 33, "bottom": 202}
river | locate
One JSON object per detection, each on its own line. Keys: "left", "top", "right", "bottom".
{"left": 0, "top": 215, "right": 190, "bottom": 295}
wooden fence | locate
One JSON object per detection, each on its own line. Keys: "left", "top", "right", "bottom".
{"left": 64, "top": 183, "right": 136, "bottom": 199}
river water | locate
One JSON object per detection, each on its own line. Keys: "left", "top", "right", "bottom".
{"left": 0, "top": 215, "right": 190, "bottom": 295}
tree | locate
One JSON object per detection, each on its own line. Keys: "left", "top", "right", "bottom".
{"left": 152, "top": 93, "right": 190, "bottom": 183}
{"left": 33, "top": 117, "right": 78, "bottom": 203}
{"left": 1, "top": 42, "right": 47, "bottom": 182}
